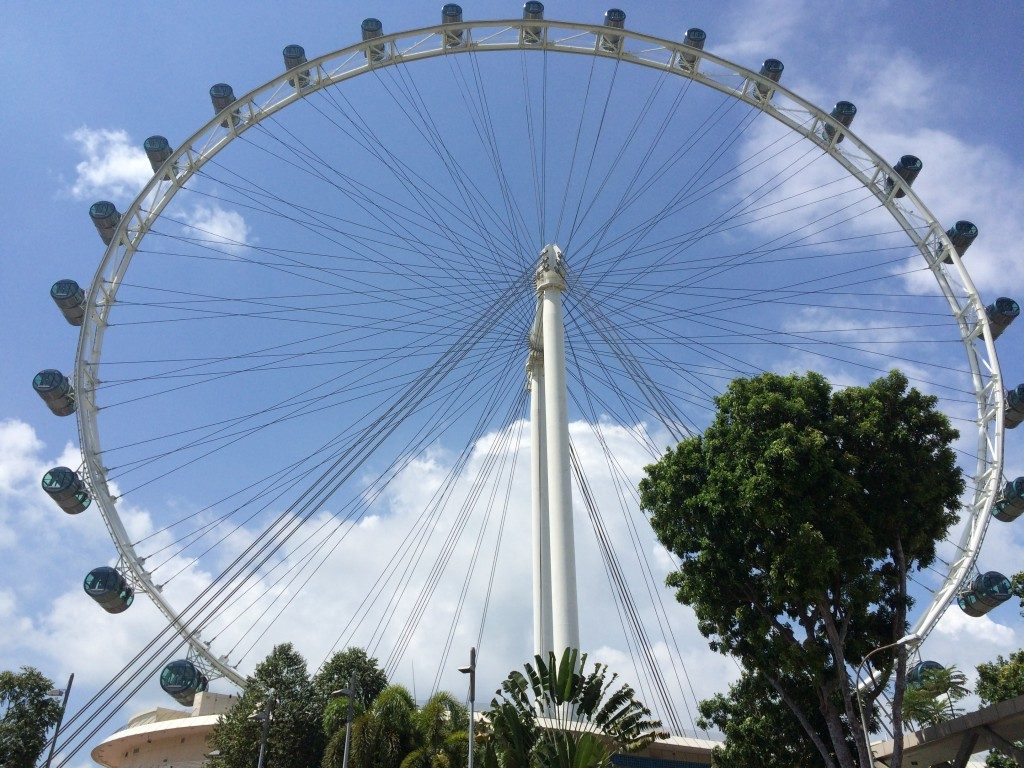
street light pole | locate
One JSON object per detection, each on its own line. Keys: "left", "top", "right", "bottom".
{"left": 459, "top": 647, "right": 477, "bottom": 768}
{"left": 254, "top": 695, "right": 275, "bottom": 768}
{"left": 44, "top": 672, "right": 74, "bottom": 768}
{"left": 331, "top": 672, "right": 357, "bottom": 768}
{"left": 855, "top": 633, "right": 920, "bottom": 768}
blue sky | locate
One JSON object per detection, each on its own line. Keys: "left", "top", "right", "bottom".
{"left": 3, "top": 2, "right": 1024, "bottom": 766}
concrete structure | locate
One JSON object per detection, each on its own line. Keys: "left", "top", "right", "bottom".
{"left": 874, "top": 693, "right": 1024, "bottom": 767}
{"left": 529, "top": 243, "right": 580, "bottom": 658}
{"left": 91, "top": 692, "right": 237, "bottom": 768}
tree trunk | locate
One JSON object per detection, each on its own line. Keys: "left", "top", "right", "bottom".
{"left": 818, "top": 599, "right": 872, "bottom": 768}
{"left": 764, "top": 671, "right": 840, "bottom": 768}
{"left": 890, "top": 538, "right": 909, "bottom": 768}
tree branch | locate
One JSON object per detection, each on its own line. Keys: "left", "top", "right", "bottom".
{"left": 763, "top": 671, "right": 841, "bottom": 768}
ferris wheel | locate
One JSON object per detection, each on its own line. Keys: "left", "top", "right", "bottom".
{"left": 34, "top": 3, "right": 1021, "bottom": 749}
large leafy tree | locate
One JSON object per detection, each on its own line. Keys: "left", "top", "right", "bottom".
{"left": 639, "top": 370, "right": 963, "bottom": 768}
{"left": 977, "top": 651, "right": 1024, "bottom": 768}
{"left": 209, "top": 643, "right": 323, "bottom": 768}
{"left": 484, "top": 648, "right": 666, "bottom": 768}
{"left": 0, "top": 667, "right": 61, "bottom": 768}
{"left": 315, "top": 647, "right": 388, "bottom": 711}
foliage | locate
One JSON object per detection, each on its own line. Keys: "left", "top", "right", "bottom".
{"left": 401, "top": 692, "right": 469, "bottom": 768}
{"left": 978, "top": 649, "right": 1024, "bottom": 706}
{"left": 696, "top": 668, "right": 825, "bottom": 768}
{"left": 976, "top": 651, "right": 1024, "bottom": 767}
{"left": 208, "top": 643, "right": 323, "bottom": 768}
{"left": 900, "top": 666, "right": 968, "bottom": 728}
{"left": 639, "top": 370, "right": 963, "bottom": 768}
{"left": 315, "top": 646, "right": 388, "bottom": 712}
{"left": 484, "top": 647, "right": 666, "bottom": 768}
{"left": 326, "top": 684, "right": 468, "bottom": 768}
{"left": 331, "top": 684, "right": 419, "bottom": 768}
{"left": 0, "top": 666, "right": 62, "bottom": 768}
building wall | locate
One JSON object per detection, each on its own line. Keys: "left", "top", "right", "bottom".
{"left": 91, "top": 693, "right": 237, "bottom": 768}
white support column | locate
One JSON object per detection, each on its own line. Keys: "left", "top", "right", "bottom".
{"left": 535, "top": 244, "right": 580, "bottom": 655}
{"left": 528, "top": 349, "right": 553, "bottom": 658}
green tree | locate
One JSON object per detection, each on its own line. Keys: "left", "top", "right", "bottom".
{"left": 0, "top": 667, "right": 62, "bottom": 768}
{"left": 639, "top": 370, "right": 963, "bottom": 768}
{"left": 209, "top": 643, "right": 323, "bottom": 768}
{"left": 697, "top": 668, "right": 825, "bottom": 767}
{"left": 402, "top": 691, "right": 469, "bottom": 768}
{"left": 977, "top": 651, "right": 1024, "bottom": 768}
{"left": 484, "top": 647, "right": 666, "bottom": 768}
{"left": 332, "top": 684, "right": 419, "bottom": 768}
{"left": 315, "top": 647, "right": 388, "bottom": 711}
{"left": 900, "top": 666, "right": 968, "bottom": 729}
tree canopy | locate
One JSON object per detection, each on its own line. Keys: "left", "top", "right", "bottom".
{"left": 316, "top": 646, "right": 388, "bottom": 712}
{"left": 639, "top": 370, "right": 963, "bottom": 768}
{"left": 209, "top": 643, "right": 323, "bottom": 768}
{"left": 977, "top": 650, "right": 1024, "bottom": 768}
{"left": 0, "top": 666, "right": 62, "bottom": 768}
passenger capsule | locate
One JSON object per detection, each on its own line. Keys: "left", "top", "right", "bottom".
{"left": 1007, "top": 384, "right": 1024, "bottom": 430}
{"left": 160, "top": 660, "right": 209, "bottom": 706}
{"left": 41, "top": 466, "right": 91, "bottom": 514}
{"left": 993, "top": 477, "right": 1024, "bottom": 523}
{"left": 209, "top": 83, "right": 240, "bottom": 127}
{"left": 754, "top": 58, "right": 784, "bottom": 98}
{"left": 957, "top": 571, "right": 1012, "bottom": 617}
{"left": 89, "top": 201, "right": 121, "bottom": 246}
{"left": 884, "top": 154, "right": 922, "bottom": 198}
{"left": 83, "top": 566, "right": 134, "bottom": 614}
{"left": 143, "top": 135, "right": 173, "bottom": 174}
{"left": 50, "top": 279, "right": 86, "bottom": 326}
{"left": 823, "top": 101, "right": 857, "bottom": 143}
{"left": 907, "top": 660, "right": 945, "bottom": 690}
{"left": 679, "top": 28, "right": 706, "bottom": 67}
{"left": 282, "top": 45, "right": 310, "bottom": 87}
{"left": 986, "top": 297, "right": 1020, "bottom": 340}
{"left": 441, "top": 4, "right": 464, "bottom": 48}
{"left": 522, "top": 1, "right": 544, "bottom": 45}
{"left": 942, "top": 220, "right": 978, "bottom": 264}
{"left": 361, "top": 19, "right": 387, "bottom": 63}
{"left": 599, "top": 8, "right": 626, "bottom": 53}
{"left": 33, "top": 369, "right": 76, "bottom": 417}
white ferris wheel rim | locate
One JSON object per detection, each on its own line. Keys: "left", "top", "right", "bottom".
{"left": 72, "top": 16, "right": 1005, "bottom": 688}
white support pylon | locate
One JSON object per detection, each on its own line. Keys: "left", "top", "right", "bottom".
{"left": 531, "top": 244, "right": 580, "bottom": 656}
{"left": 528, "top": 348, "right": 553, "bottom": 658}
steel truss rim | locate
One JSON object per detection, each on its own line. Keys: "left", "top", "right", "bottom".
{"left": 72, "top": 17, "right": 1003, "bottom": 688}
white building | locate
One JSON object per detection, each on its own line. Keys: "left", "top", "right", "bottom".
{"left": 91, "top": 692, "right": 237, "bottom": 768}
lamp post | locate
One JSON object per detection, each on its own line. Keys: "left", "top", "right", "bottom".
{"left": 459, "top": 647, "right": 477, "bottom": 768}
{"left": 855, "top": 633, "right": 920, "bottom": 768}
{"left": 330, "top": 673, "right": 357, "bottom": 768}
{"left": 44, "top": 672, "right": 74, "bottom": 768}
{"left": 250, "top": 693, "right": 276, "bottom": 768}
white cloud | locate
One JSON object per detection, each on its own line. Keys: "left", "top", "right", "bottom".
{"left": 715, "top": 0, "right": 808, "bottom": 62}
{"left": 183, "top": 203, "right": 251, "bottom": 254}
{"left": 933, "top": 606, "right": 1015, "bottom": 647}
{"left": 66, "top": 127, "right": 152, "bottom": 201}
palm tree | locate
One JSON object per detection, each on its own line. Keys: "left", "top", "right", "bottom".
{"left": 483, "top": 648, "right": 667, "bottom": 768}
{"left": 325, "top": 684, "right": 418, "bottom": 768}
{"left": 400, "top": 691, "right": 469, "bottom": 768}
{"left": 901, "top": 665, "right": 969, "bottom": 729}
